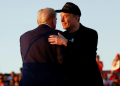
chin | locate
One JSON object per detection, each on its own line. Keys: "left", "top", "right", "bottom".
{"left": 62, "top": 26, "right": 67, "bottom": 29}
{"left": 63, "top": 27, "right": 69, "bottom": 30}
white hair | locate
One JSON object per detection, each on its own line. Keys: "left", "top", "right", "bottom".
{"left": 37, "top": 8, "right": 56, "bottom": 24}
{"left": 37, "top": 9, "right": 43, "bottom": 24}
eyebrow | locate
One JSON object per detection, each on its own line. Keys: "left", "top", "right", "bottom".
{"left": 60, "top": 14, "right": 70, "bottom": 17}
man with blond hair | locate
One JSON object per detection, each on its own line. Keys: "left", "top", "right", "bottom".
{"left": 19, "top": 8, "right": 65, "bottom": 86}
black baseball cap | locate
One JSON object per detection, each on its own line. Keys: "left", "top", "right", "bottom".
{"left": 55, "top": 2, "right": 81, "bottom": 17}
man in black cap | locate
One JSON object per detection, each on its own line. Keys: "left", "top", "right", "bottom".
{"left": 49, "top": 2, "right": 103, "bottom": 86}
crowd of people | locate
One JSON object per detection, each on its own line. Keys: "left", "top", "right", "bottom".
{"left": 0, "top": 68, "right": 22, "bottom": 86}
{"left": 0, "top": 54, "right": 120, "bottom": 86}
{"left": 96, "top": 54, "right": 120, "bottom": 86}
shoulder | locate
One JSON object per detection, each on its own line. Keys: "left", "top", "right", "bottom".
{"left": 63, "top": 30, "right": 69, "bottom": 37}
{"left": 80, "top": 24, "right": 98, "bottom": 38}
{"left": 55, "top": 29, "right": 64, "bottom": 35}
{"left": 39, "top": 24, "right": 64, "bottom": 35}
{"left": 50, "top": 29, "right": 64, "bottom": 36}
{"left": 82, "top": 24, "right": 98, "bottom": 35}
{"left": 20, "top": 30, "right": 32, "bottom": 40}
{"left": 20, "top": 28, "right": 35, "bottom": 38}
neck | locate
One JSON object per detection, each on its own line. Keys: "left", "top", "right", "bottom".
{"left": 68, "top": 23, "right": 80, "bottom": 33}
{"left": 38, "top": 21, "right": 51, "bottom": 26}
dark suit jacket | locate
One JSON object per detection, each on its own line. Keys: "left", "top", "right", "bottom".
{"left": 19, "top": 24, "right": 64, "bottom": 86}
{"left": 62, "top": 23, "right": 103, "bottom": 86}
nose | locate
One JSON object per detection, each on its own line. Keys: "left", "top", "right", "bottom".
{"left": 61, "top": 16, "right": 64, "bottom": 22}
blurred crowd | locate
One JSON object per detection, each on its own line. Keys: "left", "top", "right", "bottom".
{"left": 0, "top": 68, "right": 22, "bottom": 86}
{"left": 0, "top": 54, "right": 120, "bottom": 86}
{"left": 96, "top": 54, "right": 120, "bottom": 86}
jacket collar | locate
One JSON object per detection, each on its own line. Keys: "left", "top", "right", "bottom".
{"left": 37, "top": 24, "right": 51, "bottom": 28}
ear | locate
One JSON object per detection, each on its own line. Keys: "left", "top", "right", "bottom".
{"left": 52, "top": 17, "right": 56, "bottom": 26}
{"left": 52, "top": 17, "right": 55, "bottom": 24}
{"left": 37, "top": 20, "right": 41, "bottom": 25}
{"left": 52, "top": 18, "right": 54, "bottom": 24}
{"left": 38, "top": 22, "right": 40, "bottom": 25}
{"left": 75, "top": 15, "right": 79, "bottom": 21}
{"left": 51, "top": 18, "right": 56, "bottom": 29}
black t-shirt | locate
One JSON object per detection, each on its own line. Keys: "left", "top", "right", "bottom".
{"left": 66, "top": 30, "right": 78, "bottom": 42}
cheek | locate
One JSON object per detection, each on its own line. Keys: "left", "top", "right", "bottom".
{"left": 66, "top": 19, "right": 72, "bottom": 26}
{"left": 64, "top": 18, "right": 70, "bottom": 25}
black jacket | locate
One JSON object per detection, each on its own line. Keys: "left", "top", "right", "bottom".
{"left": 19, "top": 24, "right": 64, "bottom": 86}
{"left": 62, "top": 23, "right": 103, "bottom": 86}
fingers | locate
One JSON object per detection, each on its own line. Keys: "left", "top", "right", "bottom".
{"left": 58, "top": 32, "right": 61, "bottom": 36}
{"left": 48, "top": 38, "right": 57, "bottom": 44}
{"left": 48, "top": 34, "right": 62, "bottom": 45}
{"left": 48, "top": 35, "right": 58, "bottom": 42}
{"left": 58, "top": 32, "right": 63, "bottom": 37}
{"left": 48, "top": 38, "right": 55, "bottom": 42}
{"left": 49, "top": 35, "right": 57, "bottom": 38}
{"left": 50, "top": 42, "right": 57, "bottom": 44}
{"left": 58, "top": 32, "right": 65, "bottom": 39}
{"left": 48, "top": 35, "right": 57, "bottom": 44}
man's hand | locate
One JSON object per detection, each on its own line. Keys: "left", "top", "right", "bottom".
{"left": 48, "top": 32, "right": 68, "bottom": 46}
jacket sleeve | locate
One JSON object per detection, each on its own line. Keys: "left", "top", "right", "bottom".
{"left": 55, "top": 31, "right": 68, "bottom": 64}
{"left": 82, "top": 29, "right": 98, "bottom": 60}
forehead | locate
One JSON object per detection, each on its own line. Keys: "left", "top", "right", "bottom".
{"left": 60, "top": 12, "right": 73, "bottom": 16}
